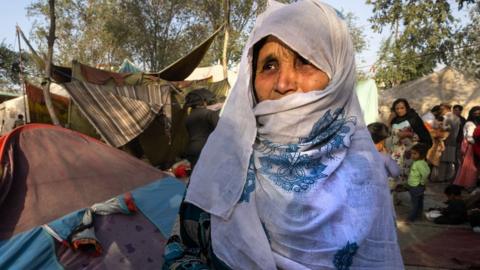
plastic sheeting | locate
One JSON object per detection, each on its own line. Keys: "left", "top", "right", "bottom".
{"left": 355, "top": 78, "right": 379, "bottom": 125}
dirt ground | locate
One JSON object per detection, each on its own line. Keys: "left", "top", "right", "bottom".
{"left": 395, "top": 182, "right": 480, "bottom": 270}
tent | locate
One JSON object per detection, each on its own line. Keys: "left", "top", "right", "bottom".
{"left": 11, "top": 25, "right": 227, "bottom": 167}
{"left": 185, "top": 64, "right": 238, "bottom": 88}
{"left": 0, "top": 124, "right": 185, "bottom": 269}
{"left": 379, "top": 67, "right": 480, "bottom": 117}
{"left": 0, "top": 95, "right": 28, "bottom": 135}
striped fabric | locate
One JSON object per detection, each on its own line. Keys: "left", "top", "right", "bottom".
{"left": 63, "top": 81, "right": 171, "bottom": 147}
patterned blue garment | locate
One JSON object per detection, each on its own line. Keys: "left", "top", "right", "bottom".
{"left": 333, "top": 242, "right": 359, "bottom": 270}
{"left": 238, "top": 156, "right": 256, "bottom": 203}
{"left": 254, "top": 108, "right": 356, "bottom": 192}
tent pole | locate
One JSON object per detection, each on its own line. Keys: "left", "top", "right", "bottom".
{"left": 16, "top": 25, "right": 29, "bottom": 123}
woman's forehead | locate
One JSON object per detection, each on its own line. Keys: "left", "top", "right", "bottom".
{"left": 255, "top": 35, "right": 324, "bottom": 70}
{"left": 258, "top": 36, "right": 296, "bottom": 58}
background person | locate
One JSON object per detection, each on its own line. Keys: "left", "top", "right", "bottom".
{"left": 454, "top": 106, "right": 480, "bottom": 189}
{"left": 437, "top": 104, "right": 461, "bottom": 182}
{"left": 388, "top": 98, "right": 432, "bottom": 183}
{"left": 183, "top": 88, "right": 220, "bottom": 169}
{"left": 406, "top": 143, "right": 431, "bottom": 223}
{"left": 368, "top": 122, "right": 401, "bottom": 179}
{"left": 434, "top": 184, "right": 468, "bottom": 225}
{"left": 13, "top": 114, "right": 25, "bottom": 128}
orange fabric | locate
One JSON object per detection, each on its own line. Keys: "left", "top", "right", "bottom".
{"left": 72, "top": 238, "right": 103, "bottom": 257}
{"left": 427, "top": 129, "right": 449, "bottom": 166}
{"left": 124, "top": 192, "right": 137, "bottom": 213}
{"left": 454, "top": 141, "right": 478, "bottom": 188}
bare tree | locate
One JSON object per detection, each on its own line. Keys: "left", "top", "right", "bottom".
{"left": 43, "top": 0, "right": 60, "bottom": 125}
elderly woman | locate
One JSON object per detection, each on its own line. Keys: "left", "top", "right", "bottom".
{"left": 164, "top": 1, "right": 403, "bottom": 269}
{"left": 388, "top": 98, "right": 432, "bottom": 182}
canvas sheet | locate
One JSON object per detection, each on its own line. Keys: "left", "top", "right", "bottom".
{"left": 63, "top": 81, "right": 171, "bottom": 147}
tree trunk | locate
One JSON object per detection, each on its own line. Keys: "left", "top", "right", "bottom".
{"left": 222, "top": 0, "right": 230, "bottom": 80}
{"left": 43, "top": 0, "right": 60, "bottom": 126}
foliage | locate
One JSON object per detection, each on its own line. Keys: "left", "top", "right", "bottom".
{"left": 26, "top": 0, "right": 366, "bottom": 74}
{"left": 0, "top": 42, "right": 35, "bottom": 91}
{"left": 28, "top": 0, "right": 212, "bottom": 70}
{"left": 448, "top": 2, "right": 480, "bottom": 79}
{"left": 27, "top": 0, "right": 271, "bottom": 71}
{"left": 344, "top": 11, "right": 367, "bottom": 54}
{"left": 367, "top": 0, "right": 475, "bottom": 88}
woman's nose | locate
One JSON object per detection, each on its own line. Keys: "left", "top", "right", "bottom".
{"left": 275, "top": 68, "right": 297, "bottom": 95}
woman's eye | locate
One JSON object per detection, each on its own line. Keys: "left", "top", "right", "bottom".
{"left": 262, "top": 61, "right": 278, "bottom": 71}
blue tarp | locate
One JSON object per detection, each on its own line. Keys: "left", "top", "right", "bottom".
{"left": 0, "top": 177, "right": 185, "bottom": 269}
{"left": 132, "top": 177, "right": 185, "bottom": 237}
{"left": 118, "top": 59, "right": 141, "bottom": 73}
{"left": 0, "top": 228, "right": 62, "bottom": 270}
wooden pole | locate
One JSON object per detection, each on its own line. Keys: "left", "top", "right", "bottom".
{"left": 43, "top": 0, "right": 60, "bottom": 126}
{"left": 222, "top": 0, "right": 230, "bottom": 80}
{"left": 16, "top": 27, "right": 29, "bottom": 123}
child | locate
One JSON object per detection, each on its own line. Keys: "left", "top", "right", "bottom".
{"left": 367, "top": 122, "right": 401, "bottom": 179}
{"left": 406, "top": 143, "right": 431, "bottom": 222}
{"left": 433, "top": 184, "right": 467, "bottom": 225}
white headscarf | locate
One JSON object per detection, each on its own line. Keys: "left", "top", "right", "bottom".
{"left": 185, "top": 1, "right": 403, "bottom": 269}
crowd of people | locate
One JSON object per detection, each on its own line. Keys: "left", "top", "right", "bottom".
{"left": 369, "top": 100, "right": 480, "bottom": 231}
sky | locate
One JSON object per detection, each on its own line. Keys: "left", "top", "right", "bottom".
{"left": 0, "top": 0, "right": 469, "bottom": 73}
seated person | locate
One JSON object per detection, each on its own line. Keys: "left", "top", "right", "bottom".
{"left": 433, "top": 184, "right": 468, "bottom": 225}
{"left": 367, "top": 122, "right": 401, "bottom": 179}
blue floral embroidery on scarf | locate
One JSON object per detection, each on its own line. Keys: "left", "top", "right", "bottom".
{"left": 299, "top": 108, "right": 354, "bottom": 158}
{"left": 258, "top": 152, "right": 328, "bottom": 192}
{"left": 239, "top": 156, "right": 256, "bottom": 203}
{"left": 333, "top": 242, "right": 358, "bottom": 270}
{"left": 256, "top": 109, "right": 355, "bottom": 192}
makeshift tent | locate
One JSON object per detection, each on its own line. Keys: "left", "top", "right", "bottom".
{"left": 355, "top": 78, "right": 379, "bottom": 125}
{"left": 55, "top": 60, "right": 229, "bottom": 167}
{"left": 50, "top": 24, "right": 224, "bottom": 84}
{"left": 0, "top": 95, "right": 28, "bottom": 135}
{"left": 380, "top": 67, "right": 480, "bottom": 117}
{"left": 0, "top": 124, "right": 184, "bottom": 269}
{"left": 26, "top": 82, "right": 69, "bottom": 125}
{"left": 18, "top": 25, "right": 225, "bottom": 166}
{"left": 157, "top": 24, "right": 224, "bottom": 81}
{"left": 185, "top": 64, "right": 238, "bottom": 88}
{"left": 63, "top": 80, "right": 172, "bottom": 147}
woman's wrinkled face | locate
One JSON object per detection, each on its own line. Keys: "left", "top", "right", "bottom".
{"left": 394, "top": 102, "right": 407, "bottom": 117}
{"left": 254, "top": 36, "right": 330, "bottom": 102}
